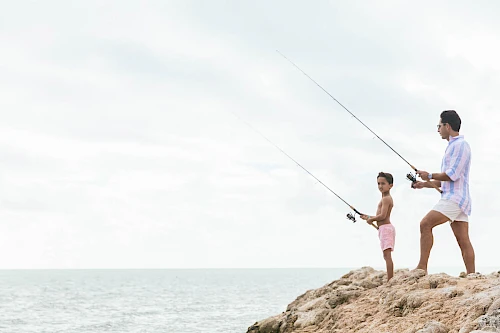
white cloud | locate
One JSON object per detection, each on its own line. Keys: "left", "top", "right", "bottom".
{"left": 0, "top": 1, "right": 498, "bottom": 273}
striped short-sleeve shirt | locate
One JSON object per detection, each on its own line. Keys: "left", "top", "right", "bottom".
{"left": 440, "top": 135, "right": 472, "bottom": 215}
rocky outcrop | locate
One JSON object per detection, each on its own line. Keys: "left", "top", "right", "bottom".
{"left": 247, "top": 267, "right": 500, "bottom": 333}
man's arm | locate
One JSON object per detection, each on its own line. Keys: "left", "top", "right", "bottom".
{"left": 444, "top": 142, "right": 470, "bottom": 181}
{"left": 430, "top": 173, "right": 451, "bottom": 181}
{"left": 413, "top": 179, "right": 441, "bottom": 189}
{"left": 417, "top": 171, "right": 449, "bottom": 182}
{"left": 367, "top": 197, "right": 391, "bottom": 223}
{"left": 418, "top": 142, "right": 470, "bottom": 182}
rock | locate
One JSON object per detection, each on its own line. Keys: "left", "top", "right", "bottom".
{"left": 416, "top": 320, "right": 448, "bottom": 333}
{"left": 247, "top": 267, "right": 500, "bottom": 333}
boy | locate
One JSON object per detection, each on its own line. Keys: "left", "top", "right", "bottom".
{"left": 361, "top": 172, "right": 396, "bottom": 281}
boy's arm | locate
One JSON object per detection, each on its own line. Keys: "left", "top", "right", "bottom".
{"left": 367, "top": 197, "right": 391, "bottom": 223}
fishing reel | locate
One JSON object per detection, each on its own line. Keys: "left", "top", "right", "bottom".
{"left": 346, "top": 210, "right": 378, "bottom": 230}
{"left": 346, "top": 212, "right": 357, "bottom": 223}
{"left": 406, "top": 172, "right": 417, "bottom": 189}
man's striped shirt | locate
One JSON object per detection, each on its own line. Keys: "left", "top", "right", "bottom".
{"left": 440, "top": 135, "right": 472, "bottom": 215}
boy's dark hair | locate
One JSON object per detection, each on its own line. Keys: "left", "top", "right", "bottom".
{"left": 377, "top": 172, "right": 393, "bottom": 185}
{"left": 440, "top": 110, "right": 461, "bottom": 132}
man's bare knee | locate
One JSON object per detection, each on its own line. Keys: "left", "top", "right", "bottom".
{"left": 451, "top": 221, "right": 472, "bottom": 246}
{"left": 420, "top": 210, "right": 450, "bottom": 232}
{"left": 420, "top": 219, "right": 432, "bottom": 233}
{"left": 420, "top": 216, "right": 436, "bottom": 233}
{"left": 455, "top": 232, "right": 471, "bottom": 245}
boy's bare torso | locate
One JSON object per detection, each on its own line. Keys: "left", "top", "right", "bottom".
{"left": 377, "top": 195, "right": 393, "bottom": 226}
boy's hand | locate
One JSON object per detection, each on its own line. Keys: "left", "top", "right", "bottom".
{"left": 361, "top": 215, "right": 375, "bottom": 223}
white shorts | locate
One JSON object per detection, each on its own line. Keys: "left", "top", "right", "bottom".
{"left": 432, "top": 199, "right": 469, "bottom": 223}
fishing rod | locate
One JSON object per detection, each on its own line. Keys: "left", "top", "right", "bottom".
{"left": 276, "top": 50, "right": 442, "bottom": 194}
{"left": 231, "top": 111, "right": 378, "bottom": 229}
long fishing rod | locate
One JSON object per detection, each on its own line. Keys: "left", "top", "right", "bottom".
{"left": 276, "top": 50, "right": 442, "bottom": 194}
{"left": 231, "top": 111, "right": 378, "bottom": 229}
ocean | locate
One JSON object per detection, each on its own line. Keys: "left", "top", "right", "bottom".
{"left": 1, "top": 267, "right": 498, "bottom": 332}
{"left": 0, "top": 268, "right": 350, "bottom": 333}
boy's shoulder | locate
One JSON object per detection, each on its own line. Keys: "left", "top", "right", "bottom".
{"left": 382, "top": 194, "right": 394, "bottom": 204}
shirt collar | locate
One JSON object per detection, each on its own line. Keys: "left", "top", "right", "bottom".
{"left": 448, "top": 135, "right": 463, "bottom": 143}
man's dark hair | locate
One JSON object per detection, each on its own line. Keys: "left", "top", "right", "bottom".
{"left": 440, "top": 110, "right": 461, "bottom": 132}
{"left": 377, "top": 172, "right": 393, "bottom": 185}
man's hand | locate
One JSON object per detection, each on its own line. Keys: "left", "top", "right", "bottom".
{"left": 416, "top": 170, "right": 430, "bottom": 181}
{"left": 360, "top": 214, "right": 369, "bottom": 220}
{"left": 412, "top": 181, "right": 425, "bottom": 189}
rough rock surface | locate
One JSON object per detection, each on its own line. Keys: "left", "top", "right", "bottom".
{"left": 247, "top": 267, "right": 500, "bottom": 333}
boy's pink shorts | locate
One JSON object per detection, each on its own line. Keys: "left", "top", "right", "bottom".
{"left": 378, "top": 224, "right": 395, "bottom": 251}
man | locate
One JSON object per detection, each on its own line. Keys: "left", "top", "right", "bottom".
{"left": 413, "top": 110, "right": 475, "bottom": 274}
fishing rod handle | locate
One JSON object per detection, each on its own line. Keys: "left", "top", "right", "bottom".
{"left": 427, "top": 180, "right": 443, "bottom": 193}
{"left": 411, "top": 165, "right": 443, "bottom": 193}
{"left": 354, "top": 209, "right": 364, "bottom": 215}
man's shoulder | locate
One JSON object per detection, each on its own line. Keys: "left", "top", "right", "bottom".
{"left": 459, "top": 138, "right": 472, "bottom": 153}
{"left": 451, "top": 137, "right": 471, "bottom": 152}
{"left": 456, "top": 135, "right": 470, "bottom": 145}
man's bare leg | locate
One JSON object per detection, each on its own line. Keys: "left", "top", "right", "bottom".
{"left": 383, "top": 249, "right": 393, "bottom": 281}
{"left": 415, "top": 210, "right": 450, "bottom": 273}
{"left": 451, "top": 221, "right": 475, "bottom": 274}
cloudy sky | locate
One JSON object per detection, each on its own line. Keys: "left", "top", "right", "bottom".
{"left": 0, "top": 1, "right": 499, "bottom": 272}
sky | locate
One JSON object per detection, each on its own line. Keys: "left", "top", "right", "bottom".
{"left": 0, "top": 1, "right": 499, "bottom": 271}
